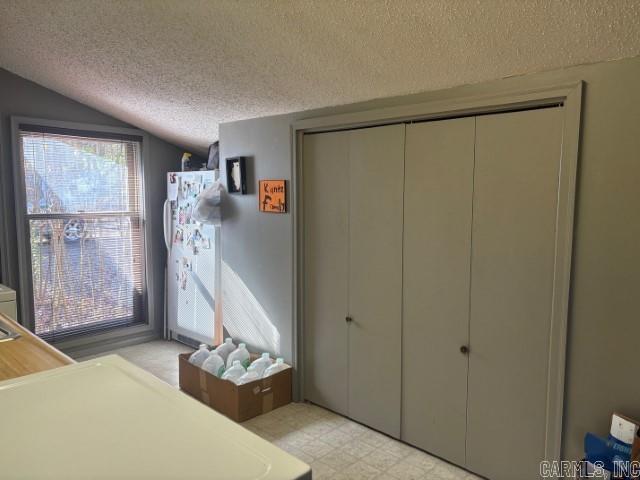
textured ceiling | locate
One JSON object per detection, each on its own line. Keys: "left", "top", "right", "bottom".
{"left": 1, "top": 0, "right": 640, "bottom": 153}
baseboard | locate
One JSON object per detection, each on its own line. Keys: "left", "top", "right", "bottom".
{"left": 63, "top": 330, "right": 160, "bottom": 359}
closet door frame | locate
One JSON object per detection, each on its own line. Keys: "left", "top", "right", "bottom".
{"left": 293, "top": 82, "right": 582, "bottom": 462}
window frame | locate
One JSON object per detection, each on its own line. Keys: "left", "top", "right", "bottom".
{"left": 11, "top": 117, "right": 156, "bottom": 350}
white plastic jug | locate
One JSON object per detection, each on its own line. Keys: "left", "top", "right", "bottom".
{"left": 214, "top": 338, "right": 236, "bottom": 363}
{"left": 262, "top": 358, "right": 288, "bottom": 378}
{"left": 201, "top": 352, "right": 225, "bottom": 377}
{"left": 226, "top": 343, "right": 250, "bottom": 369}
{"left": 236, "top": 370, "right": 260, "bottom": 385}
{"left": 188, "top": 344, "right": 210, "bottom": 367}
{"left": 221, "top": 360, "right": 246, "bottom": 383}
{"left": 247, "top": 353, "right": 272, "bottom": 378}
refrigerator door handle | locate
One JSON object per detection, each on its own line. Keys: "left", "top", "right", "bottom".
{"left": 163, "top": 199, "right": 171, "bottom": 252}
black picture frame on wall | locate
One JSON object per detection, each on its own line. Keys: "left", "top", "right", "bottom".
{"left": 226, "top": 157, "right": 247, "bottom": 194}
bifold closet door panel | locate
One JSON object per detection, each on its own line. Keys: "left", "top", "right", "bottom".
{"left": 302, "top": 131, "right": 350, "bottom": 415}
{"left": 401, "top": 118, "right": 475, "bottom": 465}
{"left": 348, "top": 124, "right": 405, "bottom": 437}
{"left": 466, "top": 107, "right": 564, "bottom": 480}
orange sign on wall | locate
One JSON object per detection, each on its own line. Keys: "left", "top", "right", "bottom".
{"left": 259, "top": 180, "right": 287, "bottom": 213}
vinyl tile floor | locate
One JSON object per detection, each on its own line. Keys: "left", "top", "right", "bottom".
{"left": 75, "top": 339, "right": 193, "bottom": 387}
{"left": 78, "top": 341, "right": 481, "bottom": 480}
{"left": 242, "top": 403, "right": 481, "bottom": 480}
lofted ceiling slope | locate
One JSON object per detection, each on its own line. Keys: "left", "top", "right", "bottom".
{"left": 1, "top": 0, "right": 640, "bottom": 153}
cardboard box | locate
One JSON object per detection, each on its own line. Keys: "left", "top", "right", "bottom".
{"left": 611, "top": 413, "right": 640, "bottom": 445}
{"left": 178, "top": 352, "right": 292, "bottom": 422}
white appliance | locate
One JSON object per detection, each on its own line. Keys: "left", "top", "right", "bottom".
{"left": 163, "top": 171, "right": 221, "bottom": 346}
{"left": 0, "top": 355, "right": 311, "bottom": 479}
{"left": 0, "top": 284, "right": 17, "bottom": 321}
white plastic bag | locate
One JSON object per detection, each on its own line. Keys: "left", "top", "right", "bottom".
{"left": 192, "top": 181, "right": 222, "bottom": 225}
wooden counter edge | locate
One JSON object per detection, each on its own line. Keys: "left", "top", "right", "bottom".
{"left": 0, "top": 313, "right": 74, "bottom": 382}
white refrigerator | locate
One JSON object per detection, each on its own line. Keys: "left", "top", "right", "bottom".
{"left": 163, "top": 171, "right": 220, "bottom": 346}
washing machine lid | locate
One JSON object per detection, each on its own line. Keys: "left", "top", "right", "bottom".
{"left": 0, "top": 284, "right": 16, "bottom": 303}
{"left": 0, "top": 354, "right": 311, "bottom": 480}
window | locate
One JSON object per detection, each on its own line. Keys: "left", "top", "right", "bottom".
{"left": 16, "top": 125, "right": 146, "bottom": 341}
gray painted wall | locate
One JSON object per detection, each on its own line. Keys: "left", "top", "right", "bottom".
{"left": 219, "top": 55, "right": 640, "bottom": 460}
{"left": 0, "top": 68, "right": 183, "bottom": 338}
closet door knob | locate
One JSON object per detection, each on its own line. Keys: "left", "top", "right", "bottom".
{"left": 345, "top": 316, "right": 353, "bottom": 323}
{"left": 460, "top": 345, "right": 470, "bottom": 355}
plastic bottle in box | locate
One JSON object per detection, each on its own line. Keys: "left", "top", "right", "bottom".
{"left": 226, "top": 343, "right": 250, "bottom": 369}
{"left": 188, "top": 344, "right": 210, "bottom": 367}
{"left": 236, "top": 370, "right": 260, "bottom": 385}
{"left": 214, "top": 338, "right": 236, "bottom": 363}
{"left": 247, "top": 353, "right": 273, "bottom": 378}
{"left": 221, "top": 360, "right": 246, "bottom": 383}
{"left": 201, "top": 351, "right": 225, "bottom": 377}
{"left": 262, "top": 358, "right": 288, "bottom": 378}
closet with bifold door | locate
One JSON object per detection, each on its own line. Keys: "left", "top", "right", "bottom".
{"left": 302, "top": 105, "right": 573, "bottom": 480}
{"left": 303, "top": 124, "right": 405, "bottom": 437}
{"left": 402, "top": 116, "right": 475, "bottom": 467}
{"left": 347, "top": 125, "right": 404, "bottom": 437}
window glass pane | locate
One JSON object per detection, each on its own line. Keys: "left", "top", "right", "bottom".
{"left": 21, "top": 133, "right": 139, "bottom": 214}
{"left": 29, "top": 216, "right": 144, "bottom": 338}
{"left": 18, "top": 128, "right": 145, "bottom": 341}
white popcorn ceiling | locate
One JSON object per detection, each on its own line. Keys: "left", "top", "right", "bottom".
{"left": 1, "top": 0, "right": 639, "bottom": 154}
